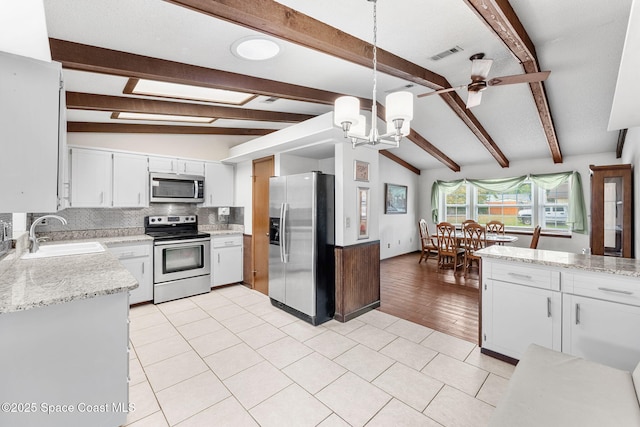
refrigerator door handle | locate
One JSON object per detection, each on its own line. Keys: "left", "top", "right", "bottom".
{"left": 282, "top": 202, "right": 289, "bottom": 263}
{"left": 279, "top": 203, "right": 285, "bottom": 263}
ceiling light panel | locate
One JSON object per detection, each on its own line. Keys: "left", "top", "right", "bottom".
{"left": 112, "top": 112, "right": 215, "bottom": 123}
{"left": 127, "top": 79, "right": 255, "bottom": 105}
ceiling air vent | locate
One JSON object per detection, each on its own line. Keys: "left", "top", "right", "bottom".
{"left": 430, "top": 46, "right": 463, "bottom": 61}
{"left": 261, "top": 96, "right": 279, "bottom": 104}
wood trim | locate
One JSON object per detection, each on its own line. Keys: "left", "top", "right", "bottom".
{"left": 379, "top": 150, "right": 420, "bottom": 175}
{"left": 408, "top": 129, "right": 461, "bottom": 172}
{"left": 66, "top": 92, "right": 313, "bottom": 123}
{"left": 50, "top": 38, "right": 343, "bottom": 106}
{"left": 67, "top": 122, "right": 275, "bottom": 135}
{"left": 165, "top": 0, "right": 508, "bottom": 167}
{"left": 480, "top": 347, "right": 519, "bottom": 366}
{"left": 464, "top": 0, "right": 562, "bottom": 164}
{"left": 334, "top": 241, "right": 381, "bottom": 322}
{"left": 243, "top": 234, "right": 253, "bottom": 287}
{"left": 616, "top": 128, "right": 628, "bottom": 159}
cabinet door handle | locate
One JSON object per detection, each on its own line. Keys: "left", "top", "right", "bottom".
{"left": 218, "top": 253, "right": 220, "bottom": 263}
{"left": 138, "top": 193, "right": 141, "bottom": 205}
{"left": 547, "top": 297, "right": 551, "bottom": 318}
{"left": 575, "top": 303, "right": 581, "bottom": 325}
{"left": 210, "top": 195, "right": 213, "bottom": 205}
{"left": 142, "top": 263, "right": 144, "bottom": 274}
{"left": 508, "top": 272, "right": 532, "bottom": 280}
{"left": 100, "top": 191, "right": 104, "bottom": 205}
{"left": 597, "top": 287, "right": 633, "bottom": 295}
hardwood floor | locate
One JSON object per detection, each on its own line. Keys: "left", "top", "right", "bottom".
{"left": 379, "top": 251, "right": 480, "bottom": 344}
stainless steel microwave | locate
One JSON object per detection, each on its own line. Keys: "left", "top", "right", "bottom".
{"left": 149, "top": 173, "right": 204, "bottom": 203}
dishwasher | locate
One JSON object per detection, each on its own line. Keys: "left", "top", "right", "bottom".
{"left": 211, "top": 234, "right": 243, "bottom": 287}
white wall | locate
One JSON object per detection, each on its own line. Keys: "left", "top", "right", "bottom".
{"left": 67, "top": 133, "right": 246, "bottom": 161}
{"left": 621, "top": 127, "right": 640, "bottom": 257}
{"left": 379, "top": 155, "right": 420, "bottom": 259}
{"left": 335, "top": 143, "right": 380, "bottom": 247}
{"left": 235, "top": 160, "right": 253, "bottom": 235}
{"left": 419, "top": 152, "right": 620, "bottom": 254}
{"left": 276, "top": 154, "right": 321, "bottom": 176}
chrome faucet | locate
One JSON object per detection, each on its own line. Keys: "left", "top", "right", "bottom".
{"left": 29, "top": 215, "right": 68, "bottom": 254}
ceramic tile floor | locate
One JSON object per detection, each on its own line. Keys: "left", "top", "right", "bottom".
{"left": 124, "top": 284, "right": 515, "bottom": 427}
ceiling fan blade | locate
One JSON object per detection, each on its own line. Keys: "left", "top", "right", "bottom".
{"left": 470, "top": 58, "right": 493, "bottom": 80}
{"left": 466, "top": 90, "right": 483, "bottom": 108}
{"left": 417, "top": 85, "right": 465, "bottom": 98}
{"left": 487, "top": 70, "right": 551, "bottom": 86}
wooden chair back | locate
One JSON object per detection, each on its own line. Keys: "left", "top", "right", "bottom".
{"left": 463, "top": 223, "right": 487, "bottom": 254}
{"left": 530, "top": 225, "right": 542, "bottom": 249}
{"left": 485, "top": 220, "right": 505, "bottom": 235}
{"left": 418, "top": 219, "right": 437, "bottom": 263}
{"left": 462, "top": 219, "right": 477, "bottom": 230}
{"left": 436, "top": 222, "right": 458, "bottom": 254}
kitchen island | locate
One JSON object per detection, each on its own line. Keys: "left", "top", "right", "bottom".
{"left": 478, "top": 245, "right": 640, "bottom": 371}
{"left": 0, "top": 241, "right": 138, "bottom": 427}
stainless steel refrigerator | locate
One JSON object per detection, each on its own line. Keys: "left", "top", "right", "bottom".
{"left": 268, "top": 172, "right": 335, "bottom": 325}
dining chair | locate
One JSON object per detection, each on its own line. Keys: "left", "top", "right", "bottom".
{"left": 461, "top": 219, "right": 477, "bottom": 229}
{"left": 418, "top": 219, "right": 438, "bottom": 263}
{"left": 436, "top": 222, "right": 465, "bottom": 273}
{"left": 530, "top": 225, "right": 542, "bottom": 249}
{"left": 485, "top": 220, "right": 505, "bottom": 245}
{"left": 463, "top": 222, "right": 486, "bottom": 277}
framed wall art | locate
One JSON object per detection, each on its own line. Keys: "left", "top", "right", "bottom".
{"left": 357, "top": 186, "right": 369, "bottom": 239}
{"left": 385, "top": 183, "right": 407, "bottom": 214}
{"left": 354, "top": 160, "right": 369, "bottom": 182}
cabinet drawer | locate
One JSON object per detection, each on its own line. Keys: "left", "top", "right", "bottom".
{"left": 108, "top": 243, "right": 151, "bottom": 259}
{"left": 563, "top": 271, "right": 640, "bottom": 307}
{"left": 212, "top": 235, "right": 242, "bottom": 248}
{"left": 485, "top": 260, "right": 560, "bottom": 291}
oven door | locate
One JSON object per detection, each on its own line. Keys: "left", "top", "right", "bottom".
{"left": 154, "top": 237, "right": 211, "bottom": 283}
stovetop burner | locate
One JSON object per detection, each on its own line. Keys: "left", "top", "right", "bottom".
{"left": 144, "top": 215, "right": 210, "bottom": 241}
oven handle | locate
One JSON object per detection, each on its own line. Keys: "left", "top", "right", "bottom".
{"left": 154, "top": 237, "right": 211, "bottom": 246}
{"left": 194, "top": 181, "right": 198, "bottom": 198}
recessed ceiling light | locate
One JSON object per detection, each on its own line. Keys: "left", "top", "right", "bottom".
{"left": 232, "top": 36, "right": 281, "bottom": 61}
{"left": 125, "top": 78, "right": 255, "bottom": 105}
{"left": 111, "top": 112, "right": 215, "bottom": 124}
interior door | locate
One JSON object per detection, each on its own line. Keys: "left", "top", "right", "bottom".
{"left": 252, "top": 156, "right": 274, "bottom": 295}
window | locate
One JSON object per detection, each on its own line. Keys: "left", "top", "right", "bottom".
{"left": 441, "top": 180, "right": 571, "bottom": 233}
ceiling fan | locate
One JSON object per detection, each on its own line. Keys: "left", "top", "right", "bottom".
{"left": 417, "top": 53, "right": 551, "bottom": 108}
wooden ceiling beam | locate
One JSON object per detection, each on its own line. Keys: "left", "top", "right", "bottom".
{"left": 379, "top": 150, "right": 421, "bottom": 175}
{"left": 53, "top": 39, "right": 460, "bottom": 171}
{"left": 165, "top": 0, "right": 508, "bottom": 168}
{"left": 67, "top": 122, "right": 275, "bottom": 135}
{"left": 464, "top": 0, "right": 562, "bottom": 164}
{"left": 66, "top": 92, "right": 313, "bottom": 123}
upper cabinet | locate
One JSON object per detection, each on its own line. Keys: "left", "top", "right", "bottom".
{"left": 0, "top": 52, "right": 64, "bottom": 212}
{"left": 112, "top": 153, "right": 148, "bottom": 207}
{"left": 589, "top": 164, "right": 633, "bottom": 258}
{"left": 203, "top": 162, "right": 234, "bottom": 207}
{"left": 70, "top": 148, "right": 149, "bottom": 208}
{"left": 148, "top": 156, "right": 204, "bottom": 176}
{"left": 70, "top": 148, "right": 112, "bottom": 208}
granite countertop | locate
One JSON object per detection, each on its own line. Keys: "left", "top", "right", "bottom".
{"left": 0, "top": 241, "right": 138, "bottom": 314}
{"left": 477, "top": 245, "right": 640, "bottom": 278}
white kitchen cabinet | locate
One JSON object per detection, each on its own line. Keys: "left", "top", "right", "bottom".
{"left": 212, "top": 234, "right": 243, "bottom": 287}
{"left": 0, "top": 292, "right": 129, "bottom": 427}
{"left": 0, "top": 51, "right": 64, "bottom": 212}
{"left": 113, "top": 153, "right": 149, "bottom": 207}
{"left": 149, "top": 156, "right": 204, "bottom": 175}
{"left": 482, "top": 260, "right": 562, "bottom": 360}
{"left": 203, "top": 162, "right": 235, "bottom": 206}
{"left": 562, "top": 272, "right": 640, "bottom": 371}
{"left": 109, "top": 242, "right": 153, "bottom": 305}
{"left": 70, "top": 148, "right": 112, "bottom": 207}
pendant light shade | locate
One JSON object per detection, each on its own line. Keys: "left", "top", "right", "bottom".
{"left": 333, "top": 96, "right": 361, "bottom": 128}
{"left": 385, "top": 91, "right": 414, "bottom": 122}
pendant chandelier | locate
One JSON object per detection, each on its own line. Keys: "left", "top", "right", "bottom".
{"left": 333, "top": 0, "right": 413, "bottom": 149}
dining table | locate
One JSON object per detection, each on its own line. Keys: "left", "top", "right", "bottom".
{"left": 455, "top": 231, "right": 518, "bottom": 245}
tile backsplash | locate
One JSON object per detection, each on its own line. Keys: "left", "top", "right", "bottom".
{"left": 28, "top": 205, "right": 243, "bottom": 233}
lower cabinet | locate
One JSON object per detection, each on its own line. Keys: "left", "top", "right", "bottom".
{"left": 482, "top": 258, "right": 640, "bottom": 371}
{"left": 563, "top": 293, "right": 640, "bottom": 372}
{"left": 212, "top": 235, "right": 243, "bottom": 287}
{"left": 483, "top": 278, "right": 561, "bottom": 360}
{"left": 108, "top": 242, "right": 153, "bottom": 305}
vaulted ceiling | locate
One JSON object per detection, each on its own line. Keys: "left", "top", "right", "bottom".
{"left": 43, "top": 0, "right": 633, "bottom": 173}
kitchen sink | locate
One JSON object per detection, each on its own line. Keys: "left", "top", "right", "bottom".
{"left": 21, "top": 241, "right": 105, "bottom": 259}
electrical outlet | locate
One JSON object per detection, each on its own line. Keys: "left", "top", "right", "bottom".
{"left": 345, "top": 217, "right": 351, "bottom": 228}
{"left": 39, "top": 218, "right": 48, "bottom": 226}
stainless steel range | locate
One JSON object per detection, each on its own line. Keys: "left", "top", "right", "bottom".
{"left": 145, "top": 215, "right": 211, "bottom": 304}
